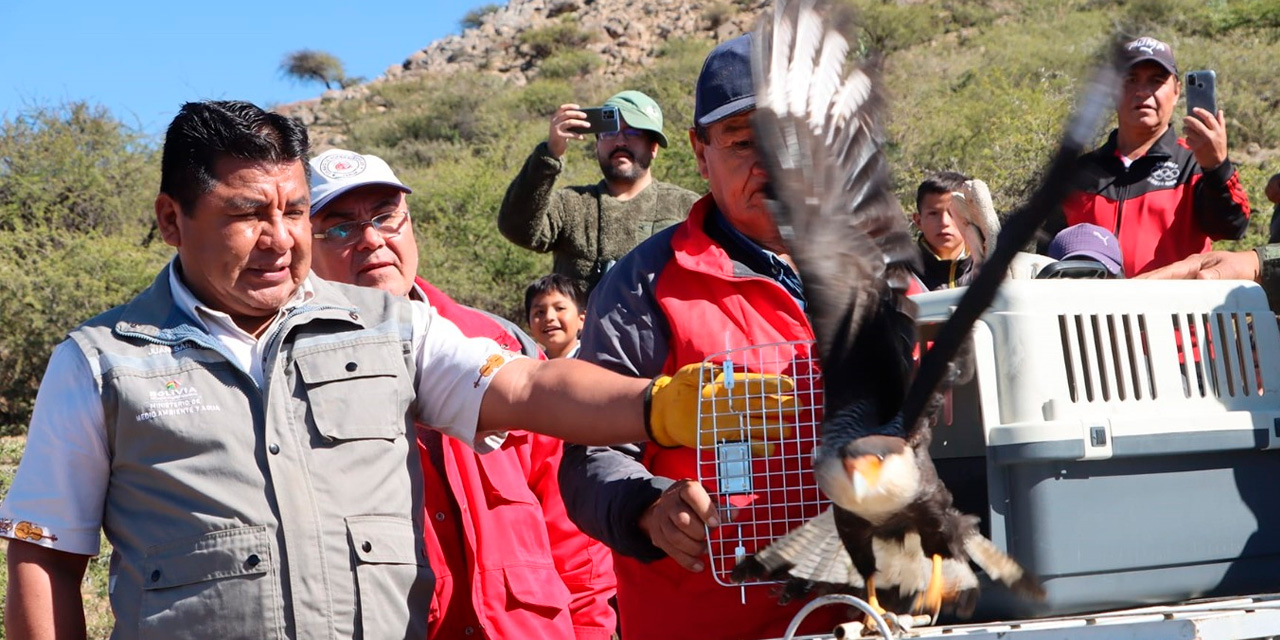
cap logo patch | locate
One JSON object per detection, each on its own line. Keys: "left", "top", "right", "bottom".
{"left": 1127, "top": 37, "right": 1167, "bottom": 55}
{"left": 1091, "top": 230, "right": 1110, "bottom": 246}
{"left": 318, "top": 153, "right": 367, "bottom": 180}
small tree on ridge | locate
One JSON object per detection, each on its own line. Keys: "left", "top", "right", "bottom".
{"left": 281, "top": 50, "right": 350, "bottom": 90}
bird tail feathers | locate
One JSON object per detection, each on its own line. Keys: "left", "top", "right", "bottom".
{"left": 964, "top": 531, "right": 1047, "bottom": 601}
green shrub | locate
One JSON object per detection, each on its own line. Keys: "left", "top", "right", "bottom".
{"left": 354, "top": 75, "right": 508, "bottom": 155}
{"left": 503, "top": 79, "right": 579, "bottom": 118}
{"left": 0, "top": 230, "right": 170, "bottom": 434}
{"left": 519, "top": 18, "right": 594, "bottom": 59}
{"left": 851, "top": 0, "right": 946, "bottom": 54}
{"left": 0, "top": 102, "right": 157, "bottom": 235}
{"left": 0, "top": 104, "right": 166, "bottom": 434}
{"left": 404, "top": 154, "right": 551, "bottom": 321}
{"left": 702, "top": 2, "right": 737, "bottom": 30}
{"left": 538, "top": 50, "right": 602, "bottom": 79}
{"left": 461, "top": 3, "right": 503, "bottom": 30}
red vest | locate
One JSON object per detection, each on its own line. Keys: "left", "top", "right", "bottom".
{"left": 612, "top": 201, "right": 847, "bottom": 640}
{"left": 415, "top": 278, "right": 617, "bottom": 640}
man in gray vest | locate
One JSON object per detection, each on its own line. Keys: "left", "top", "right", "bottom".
{"left": 1, "top": 100, "right": 791, "bottom": 639}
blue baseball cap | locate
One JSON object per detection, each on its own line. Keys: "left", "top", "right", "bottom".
{"left": 695, "top": 33, "right": 756, "bottom": 127}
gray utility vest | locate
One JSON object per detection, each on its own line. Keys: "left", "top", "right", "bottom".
{"left": 68, "top": 265, "right": 432, "bottom": 639}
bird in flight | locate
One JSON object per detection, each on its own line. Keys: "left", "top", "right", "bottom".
{"left": 731, "top": 0, "right": 1115, "bottom": 623}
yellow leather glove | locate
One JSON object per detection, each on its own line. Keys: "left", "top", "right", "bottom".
{"left": 645, "top": 363, "right": 799, "bottom": 452}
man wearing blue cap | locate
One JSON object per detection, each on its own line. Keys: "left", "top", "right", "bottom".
{"left": 560, "top": 35, "right": 845, "bottom": 640}
{"left": 498, "top": 90, "right": 699, "bottom": 296}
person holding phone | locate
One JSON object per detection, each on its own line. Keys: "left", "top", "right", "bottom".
{"left": 498, "top": 90, "right": 699, "bottom": 296}
{"left": 1040, "top": 35, "right": 1250, "bottom": 276}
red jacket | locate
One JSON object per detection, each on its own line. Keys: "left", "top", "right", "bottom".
{"left": 1053, "top": 127, "right": 1250, "bottom": 276}
{"left": 604, "top": 200, "right": 846, "bottom": 640}
{"left": 414, "top": 278, "right": 616, "bottom": 640}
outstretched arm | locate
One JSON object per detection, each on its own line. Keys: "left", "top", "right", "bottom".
{"left": 480, "top": 357, "right": 648, "bottom": 444}
{"left": 5, "top": 541, "right": 89, "bottom": 640}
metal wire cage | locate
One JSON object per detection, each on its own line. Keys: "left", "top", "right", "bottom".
{"left": 695, "top": 339, "right": 828, "bottom": 587}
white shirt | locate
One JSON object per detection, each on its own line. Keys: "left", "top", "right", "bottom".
{"left": 0, "top": 266, "right": 516, "bottom": 555}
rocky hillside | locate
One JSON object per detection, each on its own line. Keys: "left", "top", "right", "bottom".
{"left": 281, "top": 0, "right": 765, "bottom": 148}
{"left": 398, "top": 0, "right": 762, "bottom": 82}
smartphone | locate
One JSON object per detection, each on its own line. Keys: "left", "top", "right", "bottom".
{"left": 1185, "top": 70, "right": 1217, "bottom": 117}
{"left": 569, "top": 106, "right": 621, "bottom": 135}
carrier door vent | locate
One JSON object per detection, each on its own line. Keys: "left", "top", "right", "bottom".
{"left": 1059, "top": 313, "right": 1155, "bottom": 403}
{"left": 1172, "top": 312, "right": 1263, "bottom": 399}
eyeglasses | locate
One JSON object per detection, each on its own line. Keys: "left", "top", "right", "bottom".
{"left": 598, "top": 127, "right": 648, "bottom": 141}
{"left": 313, "top": 209, "right": 409, "bottom": 246}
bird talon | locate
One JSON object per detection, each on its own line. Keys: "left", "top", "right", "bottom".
{"left": 860, "top": 576, "right": 894, "bottom": 635}
{"left": 914, "top": 553, "right": 944, "bottom": 625}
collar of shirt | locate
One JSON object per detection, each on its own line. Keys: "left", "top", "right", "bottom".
{"left": 168, "top": 259, "right": 315, "bottom": 386}
{"left": 919, "top": 237, "right": 969, "bottom": 263}
{"left": 704, "top": 205, "right": 807, "bottom": 309}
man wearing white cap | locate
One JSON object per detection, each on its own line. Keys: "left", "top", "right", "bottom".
{"left": 498, "top": 90, "right": 700, "bottom": 296}
{"left": 1042, "top": 35, "right": 1250, "bottom": 276}
{"left": 307, "top": 148, "right": 618, "bottom": 640}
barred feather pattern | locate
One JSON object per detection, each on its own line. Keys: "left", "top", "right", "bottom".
{"left": 751, "top": 0, "right": 917, "bottom": 373}
{"left": 734, "top": 0, "right": 1118, "bottom": 620}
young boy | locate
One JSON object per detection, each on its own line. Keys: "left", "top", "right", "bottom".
{"left": 911, "top": 171, "right": 975, "bottom": 290}
{"left": 525, "top": 274, "right": 587, "bottom": 359}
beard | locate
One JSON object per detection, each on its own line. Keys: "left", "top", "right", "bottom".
{"left": 598, "top": 149, "right": 652, "bottom": 183}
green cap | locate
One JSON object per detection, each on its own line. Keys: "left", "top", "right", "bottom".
{"left": 603, "top": 90, "right": 668, "bottom": 147}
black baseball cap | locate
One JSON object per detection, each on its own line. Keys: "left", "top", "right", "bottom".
{"left": 1120, "top": 36, "right": 1178, "bottom": 76}
{"left": 695, "top": 33, "right": 756, "bottom": 127}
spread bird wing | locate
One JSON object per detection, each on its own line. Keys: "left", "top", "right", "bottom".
{"left": 751, "top": 0, "right": 919, "bottom": 422}
{"left": 738, "top": 0, "right": 1120, "bottom": 617}
{"left": 732, "top": 506, "right": 996, "bottom": 618}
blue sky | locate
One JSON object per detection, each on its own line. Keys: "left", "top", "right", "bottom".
{"left": 0, "top": 1, "right": 499, "bottom": 137}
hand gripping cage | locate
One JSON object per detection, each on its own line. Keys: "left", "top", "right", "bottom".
{"left": 694, "top": 339, "right": 828, "bottom": 587}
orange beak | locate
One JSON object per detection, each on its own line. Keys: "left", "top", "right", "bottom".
{"left": 847, "top": 454, "right": 883, "bottom": 486}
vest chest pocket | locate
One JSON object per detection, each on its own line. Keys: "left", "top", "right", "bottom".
{"left": 295, "top": 341, "right": 412, "bottom": 441}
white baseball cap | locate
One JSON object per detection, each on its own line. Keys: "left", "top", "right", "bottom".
{"left": 308, "top": 148, "right": 412, "bottom": 215}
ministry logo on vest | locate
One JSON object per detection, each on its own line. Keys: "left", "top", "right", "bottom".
{"left": 1149, "top": 161, "right": 1181, "bottom": 188}
{"left": 136, "top": 379, "right": 222, "bottom": 422}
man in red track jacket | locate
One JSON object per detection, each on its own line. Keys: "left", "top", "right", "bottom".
{"left": 1042, "top": 36, "right": 1250, "bottom": 276}
{"left": 308, "top": 148, "right": 617, "bottom": 640}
